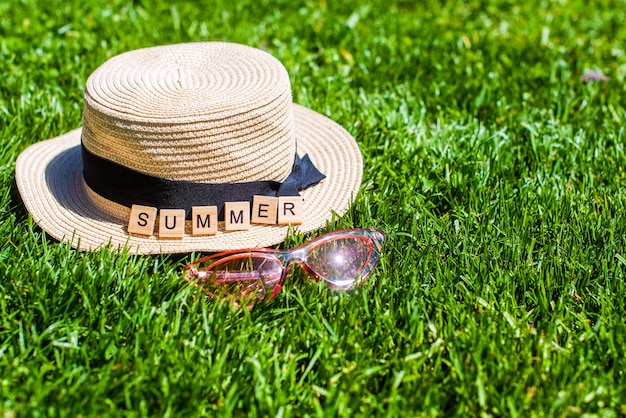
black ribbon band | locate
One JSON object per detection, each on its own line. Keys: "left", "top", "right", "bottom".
{"left": 81, "top": 145, "right": 325, "bottom": 221}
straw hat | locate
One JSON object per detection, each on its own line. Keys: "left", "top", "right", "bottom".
{"left": 15, "top": 42, "right": 362, "bottom": 254}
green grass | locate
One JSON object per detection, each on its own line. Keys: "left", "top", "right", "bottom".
{"left": 2, "top": 0, "right": 626, "bottom": 416}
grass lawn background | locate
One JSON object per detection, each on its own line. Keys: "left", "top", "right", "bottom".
{"left": 2, "top": 0, "right": 626, "bottom": 416}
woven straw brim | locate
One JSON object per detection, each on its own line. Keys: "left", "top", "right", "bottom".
{"left": 15, "top": 105, "right": 362, "bottom": 254}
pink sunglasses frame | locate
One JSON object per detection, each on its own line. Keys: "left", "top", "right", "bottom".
{"left": 183, "top": 228, "right": 385, "bottom": 302}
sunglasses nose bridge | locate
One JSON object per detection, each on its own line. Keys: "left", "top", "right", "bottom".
{"left": 277, "top": 247, "right": 307, "bottom": 278}
{"left": 289, "top": 247, "right": 308, "bottom": 263}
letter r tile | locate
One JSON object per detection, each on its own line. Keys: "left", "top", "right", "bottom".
{"left": 278, "top": 196, "right": 303, "bottom": 225}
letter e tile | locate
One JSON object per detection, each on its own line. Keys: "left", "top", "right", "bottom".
{"left": 251, "top": 195, "right": 278, "bottom": 225}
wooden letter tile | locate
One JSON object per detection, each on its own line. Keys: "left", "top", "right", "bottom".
{"left": 158, "top": 209, "right": 186, "bottom": 239}
{"left": 192, "top": 206, "right": 218, "bottom": 236}
{"left": 127, "top": 204, "right": 157, "bottom": 236}
{"left": 277, "top": 196, "right": 303, "bottom": 225}
{"left": 224, "top": 201, "right": 250, "bottom": 231}
{"left": 251, "top": 195, "right": 278, "bottom": 225}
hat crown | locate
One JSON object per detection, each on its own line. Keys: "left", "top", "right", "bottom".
{"left": 81, "top": 42, "right": 296, "bottom": 183}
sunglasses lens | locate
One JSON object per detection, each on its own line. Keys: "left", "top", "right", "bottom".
{"left": 189, "top": 255, "right": 283, "bottom": 306}
{"left": 307, "top": 237, "right": 371, "bottom": 289}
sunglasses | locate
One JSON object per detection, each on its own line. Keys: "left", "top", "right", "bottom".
{"left": 183, "top": 228, "right": 385, "bottom": 306}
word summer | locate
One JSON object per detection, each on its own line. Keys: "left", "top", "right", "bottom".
{"left": 127, "top": 195, "right": 303, "bottom": 239}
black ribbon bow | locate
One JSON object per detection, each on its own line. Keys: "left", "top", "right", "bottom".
{"left": 278, "top": 154, "right": 327, "bottom": 196}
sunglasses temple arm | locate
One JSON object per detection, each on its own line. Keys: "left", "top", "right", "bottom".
{"left": 267, "top": 256, "right": 296, "bottom": 300}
